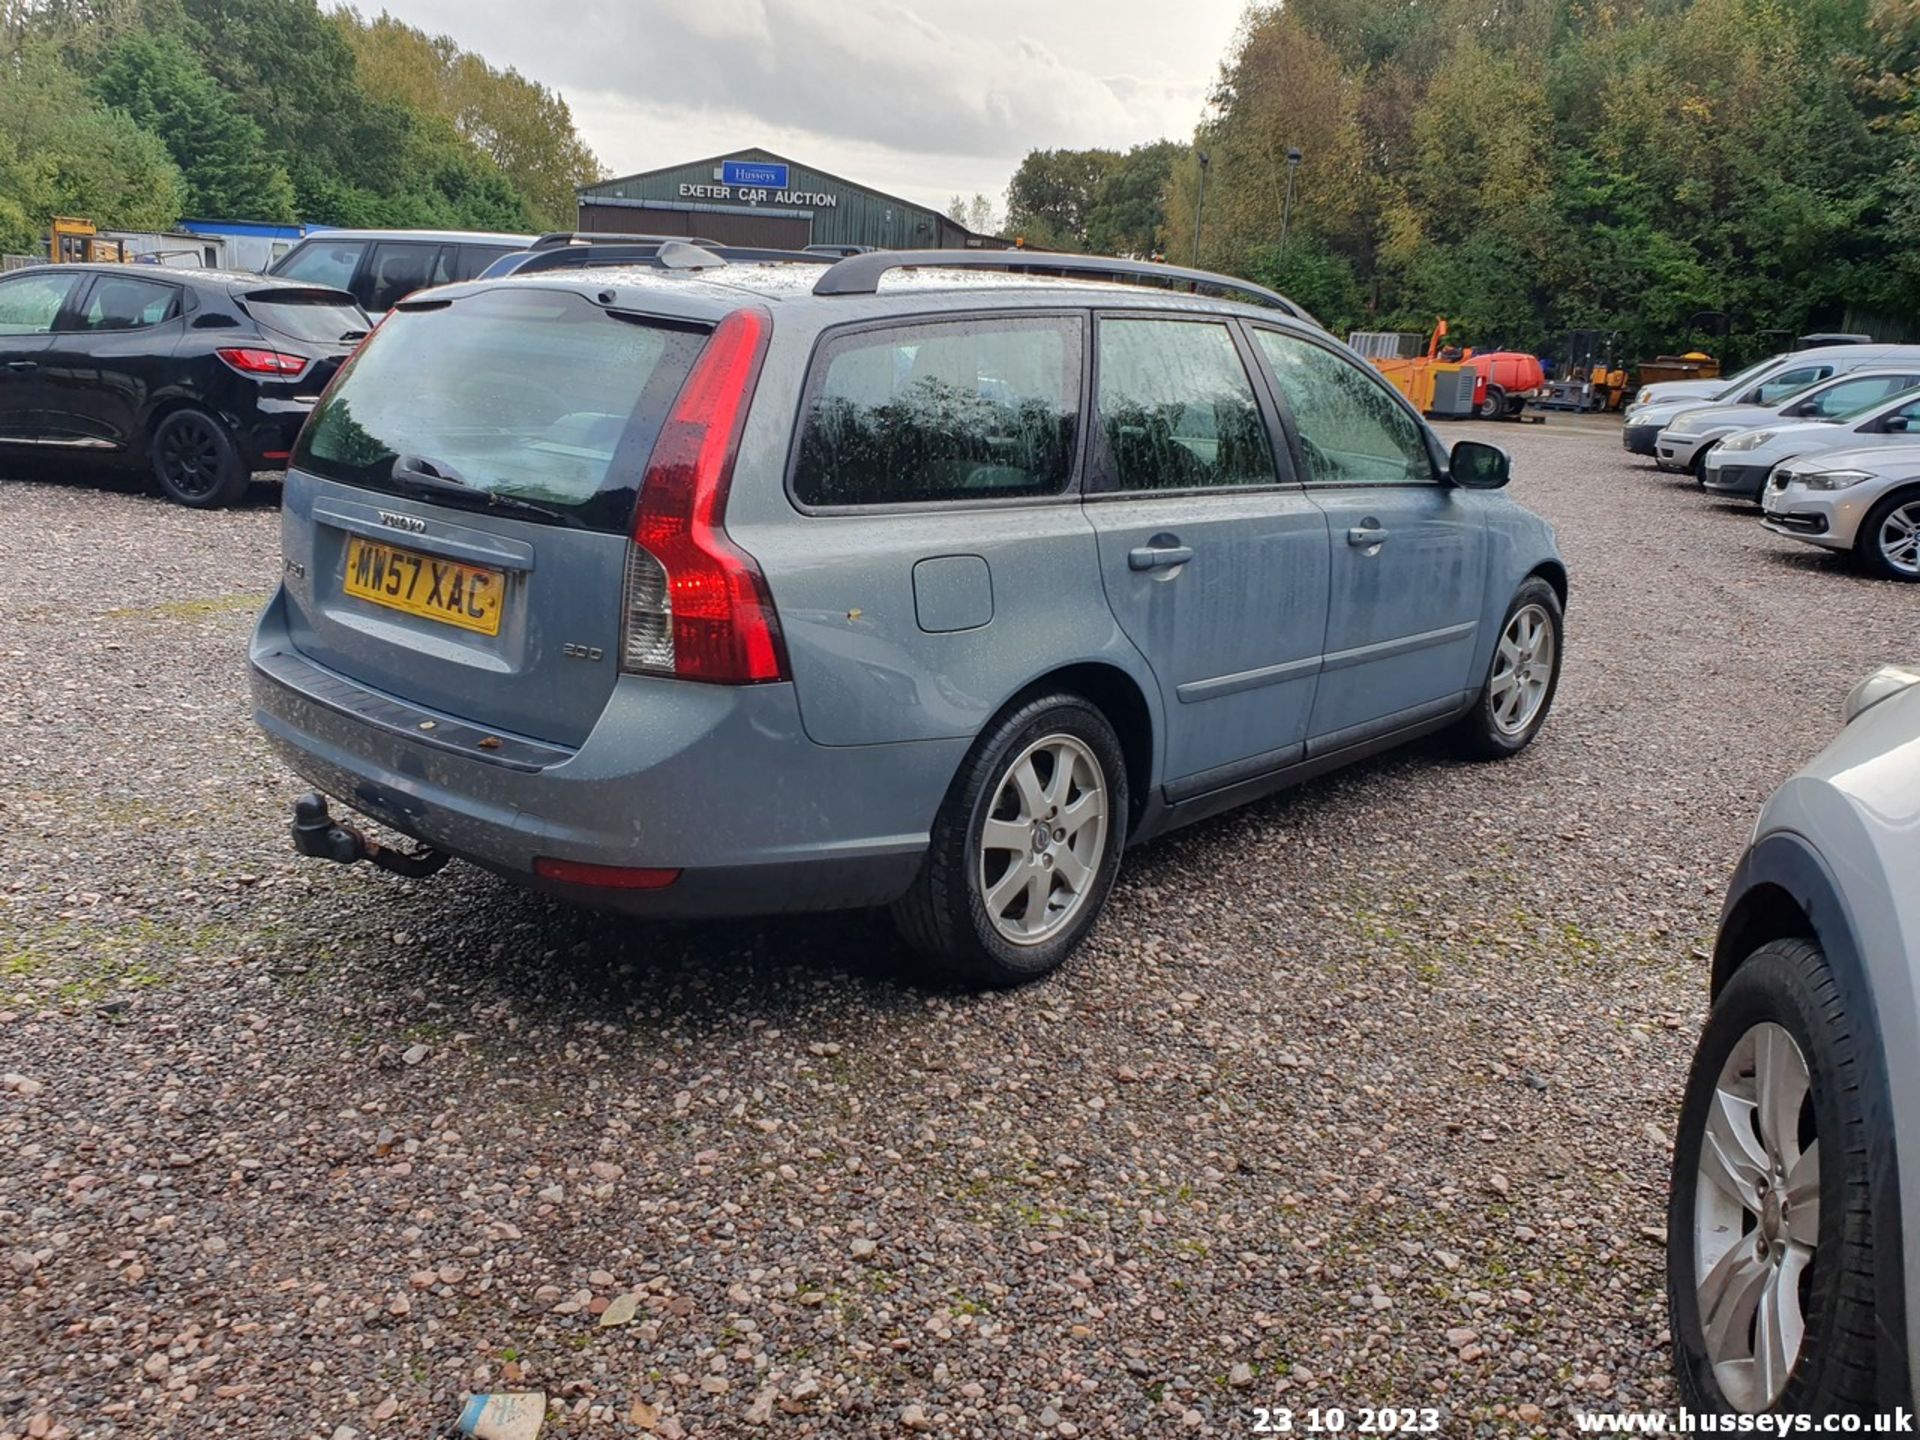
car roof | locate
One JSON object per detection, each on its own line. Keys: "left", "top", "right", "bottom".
{"left": 290, "top": 228, "right": 537, "bottom": 246}
{"left": 420, "top": 260, "right": 1310, "bottom": 327}
{"left": 4, "top": 262, "right": 356, "bottom": 296}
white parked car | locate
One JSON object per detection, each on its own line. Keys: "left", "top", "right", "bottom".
{"left": 1668, "top": 665, "right": 1920, "bottom": 1414}
{"left": 1701, "top": 386, "right": 1920, "bottom": 501}
{"left": 1763, "top": 445, "right": 1920, "bottom": 581}
{"left": 1656, "top": 369, "right": 1920, "bottom": 479}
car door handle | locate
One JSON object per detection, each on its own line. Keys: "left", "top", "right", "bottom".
{"left": 1348, "top": 523, "right": 1390, "bottom": 548}
{"left": 1129, "top": 542, "right": 1195, "bottom": 571}
{"left": 4, "top": 361, "right": 35, "bottom": 373}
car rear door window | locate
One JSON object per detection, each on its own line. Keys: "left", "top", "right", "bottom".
{"left": 363, "top": 243, "right": 454, "bottom": 313}
{"left": 276, "top": 239, "right": 366, "bottom": 292}
{"left": 1804, "top": 375, "right": 1916, "bottom": 416}
{"left": 1252, "top": 328, "right": 1435, "bottom": 484}
{"left": 76, "top": 275, "right": 178, "bottom": 331}
{"left": 792, "top": 316, "right": 1082, "bottom": 506}
{"left": 1753, "top": 365, "right": 1831, "bottom": 404}
{"left": 0, "top": 272, "right": 85, "bottom": 335}
{"left": 1094, "top": 318, "right": 1277, "bottom": 491}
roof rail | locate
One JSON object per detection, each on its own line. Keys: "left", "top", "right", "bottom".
{"left": 531, "top": 230, "right": 720, "bottom": 249}
{"left": 810, "top": 249, "right": 1311, "bottom": 318}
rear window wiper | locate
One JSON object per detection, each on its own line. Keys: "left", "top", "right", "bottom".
{"left": 387, "top": 455, "right": 568, "bottom": 522}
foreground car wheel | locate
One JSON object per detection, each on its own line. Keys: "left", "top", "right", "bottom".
{"left": 1856, "top": 490, "right": 1920, "bottom": 582}
{"left": 152, "top": 408, "right": 246, "bottom": 508}
{"left": 893, "top": 693, "right": 1127, "bottom": 987}
{"left": 1453, "top": 577, "right": 1562, "bottom": 759}
{"left": 1667, "top": 939, "right": 1878, "bottom": 1415}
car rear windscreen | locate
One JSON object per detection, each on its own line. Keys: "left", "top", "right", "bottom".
{"left": 245, "top": 291, "right": 371, "bottom": 345}
{"left": 291, "top": 288, "right": 707, "bottom": 532}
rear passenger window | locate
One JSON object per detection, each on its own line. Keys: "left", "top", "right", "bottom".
{"left": 362, "top": 243, "right": 453, "bottom": 313}
{"left": 793, "top": 316, "right": 1081, "bottom": 506}
{"left": 1095, "top": 318, "right": 1277, "bottom": 491}
{"left": 78, "top": 276, "right": 177, "bottom": 330}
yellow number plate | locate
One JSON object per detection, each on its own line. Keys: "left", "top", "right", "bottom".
{"left": 343, "top": 536, "right": 504, "bottom": 636}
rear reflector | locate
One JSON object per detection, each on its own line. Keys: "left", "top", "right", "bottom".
{"left": 622, "top": 307, "right": 788, "bottom": 684}
{"left": 217, "top": 347, "right": 309, "bottom": 377}
{"left": 533, "top": 857, "right": 681, "bottom": 890}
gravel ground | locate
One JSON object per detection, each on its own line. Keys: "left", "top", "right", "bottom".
{"left": 2, "top": 421, "right": 1914, "bottom": 1440}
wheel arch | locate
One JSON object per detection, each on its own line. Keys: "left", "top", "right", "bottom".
{"left": 1001, "top": 661, "right": 1155, "bottom": 835}
{"left": 1526, "top": 559, "right": 1568, "bottom": 613}
{"left": 1712, "top": 831, "right": 1913, "bottom": 1407}
{"left": 141, "top": 393, "right": 228, "bottom": 458}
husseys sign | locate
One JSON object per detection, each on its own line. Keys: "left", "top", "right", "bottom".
{"left": 679, "top": 160, "right": 840, "bottom": 208}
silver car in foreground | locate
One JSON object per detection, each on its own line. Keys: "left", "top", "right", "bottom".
{"left": 1668, "top": 666, "right": 1920, "bottom": 1414}
{"left": 1764, "top": 446, "right": 1920, "bottom": 581}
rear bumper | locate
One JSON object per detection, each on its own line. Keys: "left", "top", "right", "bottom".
{"left": 235, "top": 397, "right": 315, "bottom": 469}
{"left": 1702, "top": 461, "right": 1772, "bottom": 498}
{"left": 1623, "top": 423, "right": 1661, "bottom": 456}
{"left": 248, "top": 590, "right": 957, "bottom": 916}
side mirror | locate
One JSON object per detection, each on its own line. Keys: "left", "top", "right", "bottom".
{"left": 1449, "top": 438, "right": 1510, "bottom": 489}
{"left": 1883, "top": 415, "right": 1910, "bottom": 434}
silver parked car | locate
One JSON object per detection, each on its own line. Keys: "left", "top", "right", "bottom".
{"left": 1655, "top": 369, "right": 1920, "bottom": 480}
{"left": 1763, "top": 445, "right": 1920, "bottom": 581}
{"left": 1703, "top": 386, "right": 1920, "bottom": 501}
{"left": 1624, "top": 346, "right": 1920, "bottom": 461}
{"left": 251, "top": 249, "right": 1567, "bottom": 985}
{"left": 1668, "top": 664, "right": 1920, "bottom": 1414}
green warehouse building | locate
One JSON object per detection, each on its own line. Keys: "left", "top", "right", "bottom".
{"left": 575, "top": 147, "right": 1007, "bottom": 251}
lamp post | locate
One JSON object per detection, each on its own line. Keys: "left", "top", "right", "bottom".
{"left": 1278, "top": 147, "right": 1303, "bottom": 261}
{"left": 1192, "top": 149, "right": 1209, "bottom": 267}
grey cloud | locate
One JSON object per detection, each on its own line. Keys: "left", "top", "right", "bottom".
{"left": 512, "top": 0, "right": 1151, "bottom": 157}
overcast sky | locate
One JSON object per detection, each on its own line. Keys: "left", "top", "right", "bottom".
{"left": 341, "top": 0, "right": 1247, "bottom": 213}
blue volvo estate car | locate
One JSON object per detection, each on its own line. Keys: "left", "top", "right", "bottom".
{"left": 250, "top": 248, "right": 1568, "bottom": 984}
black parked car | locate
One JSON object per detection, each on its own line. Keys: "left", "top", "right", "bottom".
{"left": 0, "top": 264, "right": 369, "bottom": 508}
{"left": 268, "top": 229, "right": 533, "bottom": 315}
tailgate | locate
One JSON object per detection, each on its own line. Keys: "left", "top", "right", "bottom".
{"left": 277, "top": 286, "right": 709, "bottom": 750}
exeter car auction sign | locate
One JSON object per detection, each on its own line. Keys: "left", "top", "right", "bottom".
{"left": 680, "top": 161, "right": 841, "bottom": 209}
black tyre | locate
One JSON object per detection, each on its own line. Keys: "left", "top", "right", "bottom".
{"left": 1477, "top": 382, "right": 1507, "bottom": 420}
{"left": 1692, "top": 443, "right": 1717, "bottom": 487}
{"left": 892, "top": 693, "right": 1128, "bottom": 987}
{"left": 1853, "top": 488, "right": 1920, "bottom": 582}
{"left": 1452, "top": 576, "right": 1562, "bottom": 760}
{"left": 1667, "top": 939, "right": 1877, "bottom": 1415}
{"left": 152, "top": 408, "right": 247, "bottom": 508}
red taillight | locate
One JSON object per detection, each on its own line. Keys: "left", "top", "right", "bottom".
{"left": 216, "top": 347, "right": 309, "bottom": 377}
{"left": 622, "top": 307, "right": 787, "bottom": 684}
{"left": 533, "top": 857, "right": 681, "bottom": 890}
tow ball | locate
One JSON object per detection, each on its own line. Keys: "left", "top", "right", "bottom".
{"left": 290, "top": 793, "right": 451, "bottom": 879}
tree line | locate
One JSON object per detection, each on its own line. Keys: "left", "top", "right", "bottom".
{"left": 1004, "top": 0, "right": 1920, "bottom": 363}
{"left": 0, "top": 0, "right": 604, "bottom": 256}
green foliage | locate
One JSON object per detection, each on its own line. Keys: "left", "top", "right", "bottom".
{"left": 1085, "top": 141, "right": 1184, "bottom": 256}
{"left": 93, "top": 30, "right": 296, "bottom": 220}
{"left": 1242, "top": 236, "right": 1365, "bottom": 335}
{"left": 1150, "top": 0, "right": 1920, "bottom": 357}
{"left": 1005, "top": 147, "right": 1121, "bottom": 251}
{"left": 0, "top": 43, "right": 185, "bottom": 252}
{"left": 0, "top": 0, "right": 585, "bottom": 242}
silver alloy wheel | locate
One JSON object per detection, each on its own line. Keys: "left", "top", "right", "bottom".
{"left": 1693, "top": 1021, "right": 1820, "bottom": 1412}
{"left": 1489, "top": 602, "right": 1556, "bottom": 736}
{"left": 1878, "top": 500, "right": 1920, "bottom": 577}
{"left": 977, "top": 733, "right": 1108, "bottom": 947}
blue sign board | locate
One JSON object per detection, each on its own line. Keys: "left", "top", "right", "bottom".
{"left": 723, "top": 160, "right": 789, "bottom": 189}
